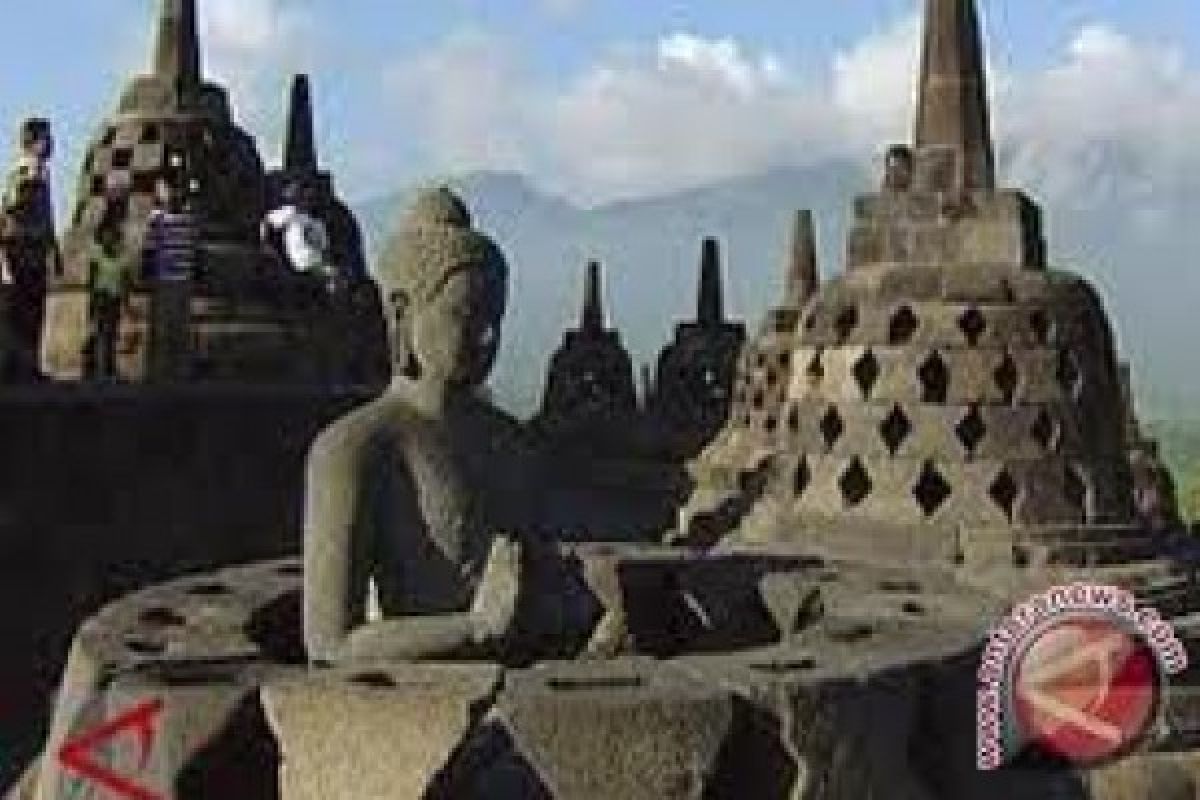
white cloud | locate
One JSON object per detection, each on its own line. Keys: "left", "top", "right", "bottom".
{"left": 831, "top": 12, "right": 922, "bottom": 151}
{"left": 1000, "top": 24, "right": 1200, "bottom": 214}
{"left": 376, "top": 10, "right": 1200, "bottom": 214}
{"left": 199, "top": 0, "right": 319, "bottom": 147}
{"left": 383, "top": 30, "right": 537, "bottom": 178}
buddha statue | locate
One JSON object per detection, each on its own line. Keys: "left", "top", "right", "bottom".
{"left": 303, "top": 187, "right": 539, "bottom": 664}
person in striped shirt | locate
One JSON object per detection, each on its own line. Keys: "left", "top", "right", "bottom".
{"left": 142, "top": 165, "right": 199, "bottom": 283}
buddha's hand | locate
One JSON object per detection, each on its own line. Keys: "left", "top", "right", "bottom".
{"left": 470, "top": 534, "right": 523, "bottom": 646}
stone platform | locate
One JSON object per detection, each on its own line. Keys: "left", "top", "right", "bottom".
{"left": 17, "top": 548, "right": 1200, "bottom": 799}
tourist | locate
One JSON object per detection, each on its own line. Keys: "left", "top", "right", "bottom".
{"left": 142, "top": 158, "right": 199, "bottom": 380}
{"left": 0, "top": 117, "right": 61, "bottom": 379}
{"left": 143, "top": 160, "right": 199, "bottom": 283}
{"left": 262, "top": 181, "right": 339, "bottom": 292}
{"left": 85, "top": 198, "right": 132, "bottom": 381}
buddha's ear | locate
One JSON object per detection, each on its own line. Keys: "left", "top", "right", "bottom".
{"left": 386, "top": 289, "right": 420, "bottom": 378}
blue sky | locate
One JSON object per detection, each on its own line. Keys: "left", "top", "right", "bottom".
{"left": 0, "top": 1, "right": 1198, "bottom": 205}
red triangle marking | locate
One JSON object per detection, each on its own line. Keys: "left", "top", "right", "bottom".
{"left": 57, "top": 698, "right": 165, "bottom": 800}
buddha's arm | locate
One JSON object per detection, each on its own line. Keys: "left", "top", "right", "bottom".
{"left": 339, "top": 614, "right": 481, "bottom": 662}
{"left": 303, "top": 425, "right": 372, "bottom": 664}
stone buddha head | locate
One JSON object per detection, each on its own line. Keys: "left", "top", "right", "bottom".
{"left": 378, "top": 187, "right": 509, "bottom": 391}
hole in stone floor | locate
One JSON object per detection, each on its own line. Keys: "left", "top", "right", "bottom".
{"left": 548, "top": 676, "right": 644, "bottom": 691}
{"left": 140, "top": 607, "right": 186, "bottom": 628}
{"left": 750, "top": 658, "right": 816, "bottom": 673}
{"left": 187, "top": 582, "right": 232, "bottom": 597}
{"left": 902, "top": 601, "right": 926, "bottom": 616}
{"left": 351, "top": 672, "right": 397, "bottom": 688}
{"left": 125, "top": 638, "right": 167, "bottom": 656}
{"left": 276, "top": 563, "right": 304, "bottom": 577}
{"left": 878, "top": 579, "right": 922, "bottom": 593}
{"left": 828, "top": 624, "right": 875, "bottom": 643}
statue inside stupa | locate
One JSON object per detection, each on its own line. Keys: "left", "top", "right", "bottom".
{"left": 303, "top": 187, "right": 541, "bottom": 664}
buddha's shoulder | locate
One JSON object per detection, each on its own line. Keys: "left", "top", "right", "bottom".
{"left": 309, "top": 396, "right": 419, "bottom": 463}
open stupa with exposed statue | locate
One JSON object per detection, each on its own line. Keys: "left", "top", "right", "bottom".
{"left": 8, "top": 1, "right": 1200, "bottom": 799}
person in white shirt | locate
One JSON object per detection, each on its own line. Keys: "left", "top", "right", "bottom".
{"left": 262, "top": 182, "right": 338, "bottom": 291}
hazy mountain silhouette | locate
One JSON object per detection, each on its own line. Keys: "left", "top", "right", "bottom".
{"left": 359, "top": 164, "right": 1200, "bottom": 419}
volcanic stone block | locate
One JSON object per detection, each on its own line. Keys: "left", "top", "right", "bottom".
{"left": 498, "top": 661, "right": 734, "bottom": 800}
{"left": 262, "top": 664, "right": 502, "bottom": 800}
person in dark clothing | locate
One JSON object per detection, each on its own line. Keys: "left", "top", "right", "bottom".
{"left": 0, "top": 118, "right": 61, "bottom": 380}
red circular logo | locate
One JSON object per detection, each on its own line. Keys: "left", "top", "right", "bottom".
{"left": 1013, "top": 614, "right": 1160, "bottom": 765}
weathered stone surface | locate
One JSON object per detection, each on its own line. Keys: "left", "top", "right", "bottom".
{"left": 263, "top": 664, "right": 501, "bottom": 800}
{"left": 498, "top": 660, "right": 734, "bottom": 799}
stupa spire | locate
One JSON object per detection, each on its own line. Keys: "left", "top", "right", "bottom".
{"left": 284, "top": 74, "right": 319, "bottom": 173}
{"left": 581, "top": 260, "right": 606, "bottom": 334}
{"left": 914, "top": 0, "right": 996, "bottom": 190}
{"left": 785, "top": 210, "right": 819, "bottom": 307}
{"left": 697, "top": 238, "right": 725, "bottom": 326}
{"left": 153, "top": 0, "right": 202, "bottom": 95}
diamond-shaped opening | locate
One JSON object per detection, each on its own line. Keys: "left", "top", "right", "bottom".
{"left": 1030, "top": 310, "right": 1054, "bottom": 345}
{"left": 994, "top": 353, "right": 1019, "bottom": 404}
{"left": 112, "top": 148, "right": 133, "bottom": 169}
{"left": 1064, "top": 464, "right": 1089, "bottom": 520}
{"left": 820, "top": 407, "right": 845, "bottom": 450}
{"left": 879, "top": 405, "right": 912, "bottom": 456}
{"left": 989, "top": 471, "right": 1019, "bottom": 522}
{"left": 787, "top": 405, "right": 801, "bottom": 433}
{"left": 852, "top": 350, "right": 881, "bottom": 399}
{"left": 755, "top": 353, "right": 768, "bottom": 369}
{"left": 766, "top": 369, "right": 780, "bottom": 387}
{"left": 834, "top": 307, "right": 859, "bottom": 343}
{"left": 794, "top": 457, "right": 811, "bottom": 496}
{"left": 752, "top": 392, "right": 766, "bottom": 410}
{"left": 889, "top": 306, "right": 919, "bottom": 345}
{"left": 89, "top": 174, "right": 107, "bottom": 196}
{"left": 764, "top": 416, "right": 779, "bottom": 433}
{"left": 913, "top": 462, "right": 952, "bottom": 517}
{"left": 839, "top": 459, "right": 872, "bottom": 507}
{"left": 1057, "top": 350, "right": 1083, "bottom": 398}
{"left": 918, "top": 351, "right": 950, "bottom": 403}
{"left": 778, "top": 351, "right": 792, "bottom": 369}
{"left": 956, "top": 405, "right": 987, "bottom": 456}
{"left": 132, "top": 171, "right": 157, "bottom": 195}
{"left": 100, "top": 126, "right": 117, "bottom": 147}
{"left": 140, "top": 123, "right": 162, "bottom": 144}
{"left": 806, "top": 351, "right": 824, "bottom": 383}
{"left": 1031, "top": 410, "right": 1060, "bottom": 452}
{"left": 959, "top": 307, "right": 987, "bottom": 346}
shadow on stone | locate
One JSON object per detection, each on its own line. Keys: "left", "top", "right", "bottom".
{"left": 175, "top": 695, "right": 280, "bottom": 800}
{"left": 245, "top": 589, "right": 305, "bottom": 665}
{"left": 703, "top": 696, "right": 797, "bottom": 799}
{"left": 426, "top": 719, "right": 554, "bottom": 800}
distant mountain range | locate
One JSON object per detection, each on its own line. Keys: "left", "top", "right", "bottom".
{"left": 357, "top": 165, "right": 1200, "bottom": 420}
